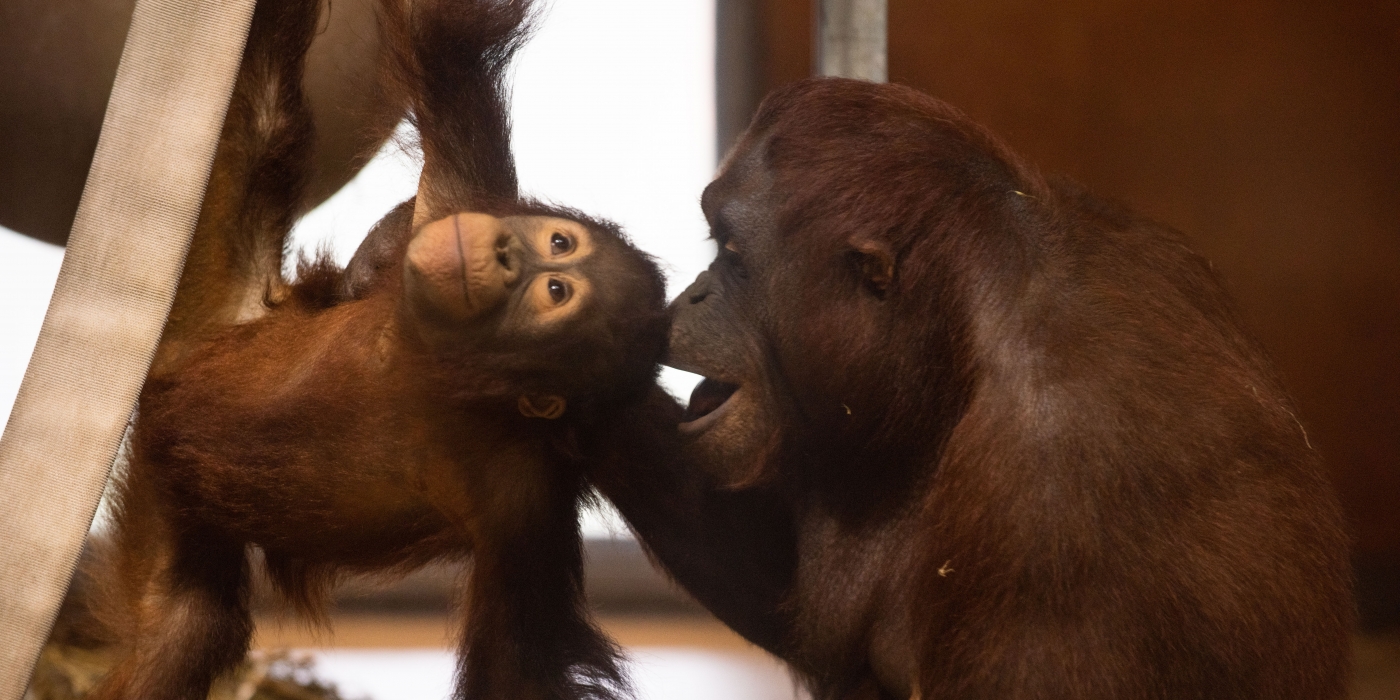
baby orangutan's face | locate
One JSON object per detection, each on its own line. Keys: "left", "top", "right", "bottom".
{"left": 403, "top": 213, "right": 599, "bottom": 338}
{"left": 402, "top": 212, "right": 632, "bottom": 420}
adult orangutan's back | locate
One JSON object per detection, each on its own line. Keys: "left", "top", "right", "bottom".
{"left": 905, "top": 169, "right": 1352, "bottom": 698}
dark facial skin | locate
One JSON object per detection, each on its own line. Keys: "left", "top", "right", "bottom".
{"left": 671, "top": 139, "right": 923, "bottom": 494}
{"left": 666, "top": 146, "right": 792, "bottom": 481}
{"left": 667, "top": 130, "right": 932, "bottom": 695}
{"left": 591, "top": 77, "right": 1353, "bottom": 700}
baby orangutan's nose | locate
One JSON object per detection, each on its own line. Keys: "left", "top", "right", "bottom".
{"left": 404, "top": 212, "right": 513, "bottom": 322}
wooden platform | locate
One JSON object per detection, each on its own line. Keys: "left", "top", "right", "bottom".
{"left": 253, "top": 612, "right": 760, "bottom": 653}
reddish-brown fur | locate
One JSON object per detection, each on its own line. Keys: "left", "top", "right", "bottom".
{"left": 591, "top": 79, "right": 1354, "bottom": 699}
{"left": 89, "top": 1, "right": 665, "bottom": 699}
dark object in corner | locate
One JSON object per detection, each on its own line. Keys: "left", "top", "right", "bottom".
{"left": 1357, "top": 555, "right": 1400, "bottom": 632}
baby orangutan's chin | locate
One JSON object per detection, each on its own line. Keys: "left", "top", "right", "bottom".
{"left": 403, "top": 212, "right": 512, "bottom": 324}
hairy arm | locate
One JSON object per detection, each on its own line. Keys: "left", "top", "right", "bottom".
{"left": 587, "top": 386, "right": 799, "bottom": 655}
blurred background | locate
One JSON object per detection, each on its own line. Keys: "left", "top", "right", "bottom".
{"left": 3, "top": 0, "right": 1398, "bottom": 697}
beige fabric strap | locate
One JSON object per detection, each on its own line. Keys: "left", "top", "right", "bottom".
{"left": 0, "top": 0, "right": 256, "bottom": 695}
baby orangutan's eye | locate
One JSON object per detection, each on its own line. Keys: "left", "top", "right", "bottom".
{"left": 547, "top": 277, "right": 571, "bottom": 304}
{"left": 549, "top": 232, "right": 574, "bottom": 256}
{"left": 527, "top": 275, "right": 583, "bottom": 319}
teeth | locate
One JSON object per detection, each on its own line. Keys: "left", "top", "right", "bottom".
{"left": 660, "top": 367, "right": 705, "bottom": 405}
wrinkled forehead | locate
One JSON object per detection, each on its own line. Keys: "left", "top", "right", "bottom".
{"left": 704, "top": 135, "right": 778, "bottom": 220}
{"left": 716, "top": 126, "right": 773, "bottom": 182}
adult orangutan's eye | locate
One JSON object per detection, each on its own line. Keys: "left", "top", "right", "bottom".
{"left": 547, "top": 277, "right": 571, "bottom": 304}
{"left": 550, "top": 232, "right": 574, "bottom": 255}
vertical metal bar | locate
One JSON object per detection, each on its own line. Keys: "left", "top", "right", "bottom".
{"left": 815, "top": 0, "right": 887, "bottom": 81}
{"left": 716, "top": 0, "right": 766, "bottom": 160}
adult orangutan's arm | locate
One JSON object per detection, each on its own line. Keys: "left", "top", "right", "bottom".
{"left": 588, "top": 385, "right": 799, "bottom": 655}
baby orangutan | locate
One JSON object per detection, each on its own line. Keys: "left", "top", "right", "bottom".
{"left": 87, "top": 1, "right": 666, "bottom": 700}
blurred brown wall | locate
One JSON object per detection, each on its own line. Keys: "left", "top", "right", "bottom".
{"left": 725, "top": 0, "right": 1400, "bottom": 625}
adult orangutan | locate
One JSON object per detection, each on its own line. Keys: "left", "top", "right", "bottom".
{"left": 591, "top": 79, "right": 1353, "bottom": 699}
{"left": 88, "top": 1, "right": 665, "bottom": 699}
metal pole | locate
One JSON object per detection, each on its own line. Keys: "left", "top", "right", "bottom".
{"left": 716, "top": 0, "right": 766, "bottom": 160}
{"left": 815, "top": 0, "right": 887, "bottom": 81}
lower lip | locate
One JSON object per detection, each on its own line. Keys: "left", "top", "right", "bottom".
{"left": 678, "top": 387, "right": 740, "bottom": 435}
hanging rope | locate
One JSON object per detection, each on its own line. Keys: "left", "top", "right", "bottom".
{"left": 0, "top": 0, "right": 255, "bottom": 696}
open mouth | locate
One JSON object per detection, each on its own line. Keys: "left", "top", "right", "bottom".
{"left": 679, "top": 378, "right": 740, "bottom": 433}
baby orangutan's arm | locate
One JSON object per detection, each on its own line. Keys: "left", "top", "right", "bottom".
{"left": 91, "top": 2, "right": 666, "bottom": 700}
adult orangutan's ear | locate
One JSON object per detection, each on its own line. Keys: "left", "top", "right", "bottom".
{"left": 851, "top": 239, "right": 895, "bottom": 297}
{"left": 518, "top": 394, "right": 567, "bottom": 419}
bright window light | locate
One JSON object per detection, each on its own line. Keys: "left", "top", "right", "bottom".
{"left": 0, "top": 232, "right": 64, "bottom": 429}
